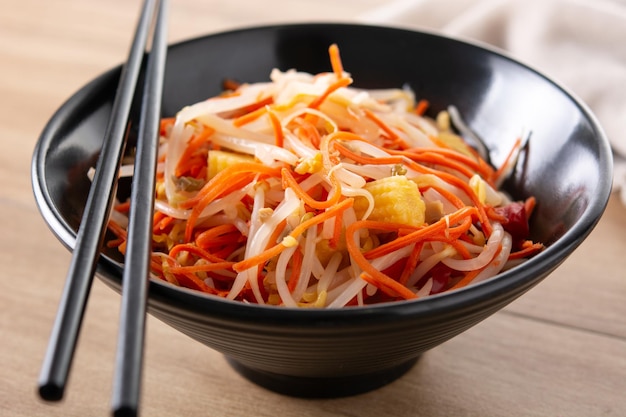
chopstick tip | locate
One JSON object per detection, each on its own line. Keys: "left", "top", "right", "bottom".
{"left": 113, "top": 405, "right": 139, "bottom": 417}
{"left": 38, "top": 382, "right": 65, "bottom": 402}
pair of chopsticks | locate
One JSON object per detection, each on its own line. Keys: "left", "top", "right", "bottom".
{"left": 38, "top": 0, "right": 168, "bottom": 416}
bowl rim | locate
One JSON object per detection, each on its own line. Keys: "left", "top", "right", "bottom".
{"left": 31, "top": 22, "right": 614, "bottom": 325}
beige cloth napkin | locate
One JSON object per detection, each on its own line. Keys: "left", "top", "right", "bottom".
{"left": 359, "top": 0, "right": 626, "bottom": 205}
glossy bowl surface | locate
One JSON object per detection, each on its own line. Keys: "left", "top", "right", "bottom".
{"left": 32, "top": 23, "right": 612, "bottom": 397}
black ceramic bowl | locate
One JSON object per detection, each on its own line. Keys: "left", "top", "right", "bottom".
{"left": 32, "top": 23, "right": 613, "bottom": 397}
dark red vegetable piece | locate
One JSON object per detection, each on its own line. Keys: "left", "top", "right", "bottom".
{"left": 494, "top": 201, "right": 530, "bottom": 245}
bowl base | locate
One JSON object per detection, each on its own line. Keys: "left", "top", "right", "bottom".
{"left": 226, "top": 356, "right": 419, "bottom": 398}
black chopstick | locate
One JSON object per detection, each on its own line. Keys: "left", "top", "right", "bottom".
{"left": 38, "top": 0, "right": 161, "bottom": 403}
{"left": 111, "top": 0, "right": 168, "bottom": 416}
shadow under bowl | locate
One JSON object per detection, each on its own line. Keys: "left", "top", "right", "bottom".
{"left": 31, "top": 23, "right": 613, "bottom": 398}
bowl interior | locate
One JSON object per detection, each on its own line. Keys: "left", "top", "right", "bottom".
{"left": 33, "top": 23, "right": 612, "bottom": 318}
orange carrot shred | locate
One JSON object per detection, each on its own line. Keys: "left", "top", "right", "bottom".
{"left": 524, "top": 196, "right": 537, "bottom": 217}
{"left": 268, "top": 109, "right": 284, "bottom": 148}
{"left": 287, "top": 249, "right": 303, "bottom": 292}
{"left": 415, "top": 99, "right": 430, "bottom": 115}
{"left": 449, "top": 269, "right": 483, "bottom": 291}
{"left": 114, "top": 201, "right": 131, "bottom": 213}
{"left": 329, "top": 211, "right": 343, "bottom": 250}
{"left": 329, "top": 44, "right": 344, "bottom": 79}
{"left": 233, "top": 198, "right": 354, "bottom": 273}
{"left": 345, "top": 222, "right": 417, "bottom": 300}
{"left": 233, "top": 105, "right": 268, "bottom": 127}
{"left": 308, "top": 77, "right": 352, "bottom": 110}
{"left": 281, "top": 168, "right": 342, "bottom": 210}
{"left": 508, "top": 241, "right": 544, "bottom": 260}
{"left": 494, "top": 137, "right": 522, "bottom": 182}
{"left": 363, "top": 108, "right": 400, "bottom": 142}
{"left": 222, "top": 78, "right": 241, "bottom": 91}
{"left": 399, "top": 242, "right": 423, "bottom": 286}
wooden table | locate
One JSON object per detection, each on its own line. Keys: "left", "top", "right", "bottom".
{"left": 2, "top": 0, "right": 625, "bottom": 416}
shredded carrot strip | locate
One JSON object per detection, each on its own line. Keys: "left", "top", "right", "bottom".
{"left": 410, "top": 151, "right": 483, "bottom": 180}
{"left": 222, "top": 78, "right": 241, "bottom": 91}
{"left": 494, "top": 137, "right": 522, "bottom": 182}
{"left": 175, "top": 127, "right": 214, "bottom": 177}
{"left": 508, "top": 241, "right": 544, "bottom": 260}
{"left": 399, "top": 242, "right": 423, "bottom": 285}
{"left": 184, "top": 172, "right": 256, "bottom": 242}
{"left": 213, "top": 244, "right": 240, "bottom": 260}
{"left": 287, "top": 248, "right": 303, "bottom": 293}
{"left": 152, "top": 211, "right": 166, "bottom": 226}
{"left": 155, "top": 253, "right": 222, "bottom": 294}
{"left": 267, "top": 219, "right": 288, "bottom": 248}
{"left": 449, "top": 269, "right": 483, "bottom": 291}
{"left": 363, "top": 108, "right": 400, "bottom": 142}
{"left": 281, "top": 168, "right": 342, "bottom": 210}
{"left": 422, "top": 182, "right": 466, "bottom": 210}
{"left": 107, "top": 238, "right": 124, "bottom": 248}
{"left": 168, "top": 262, "right": 235, "bottom": 274}
{"left": 333, "top": 139, "right": 405, "bottom": 166}
{"left": 360, "top": 273, "right": 417, "bottom": 300}
{"left": 329, "top": 44, "right": 344, "bottom": 79}
{"left": 233, "top": 105, "right": 268, "bottom": 127}
{"left": 160, "top": 117, "right": 176, "bottom": 135}
{"left": 172, "top": 271, "right": 219, "bottom": 294}
{"left": 195, "top": 224, "right": 240, "bottom": 248}
{"left": 233, "top": 198, "right": 354, "bottom": 273}
{"left": 180, "top": 162, "right": 280, "bottom": 209}
{"left": 524, "top": 196, "right": 537, "bottom": 217}
{"left": 485, "top": 206, "right": 508, "bottom": 223}
{"left": 448, "top": 239, "right": 472, "bottom": 259}
{"left": 363, "top": 207, "right": 478, "bottom": 260}
{"left": 180, "top": 163, "right": 282, "bottom": 242}
{"left": 291, "top": 117, "right": 322, "bottom": 149}
{"left": 154, "top": 215, "right": 174, "bottom": 233}
{"left": 107, "top": 219, "right": 127, "bottom": 240}
{"left": 169, "top": 243, "right": 231, "bottom": 264}
{"left": 233, "top": 96, "right": 274, "bottom": 119}
{"left": 232, "top": 244, "right": 285, "bottom": 274}
{"left": 329, "top": 211, "right": 343, "bottom": 249}
{"left": 225, "top": 96, "right": 274, "bottom": 125}
{"left": 345, "top": 222, "right": 418, "bottom": 300}
{"left": 415, "top": 99, "right": 429, "bottom": 116}
{"left": 308, "top": 77, "right": 352, "bottom": 110}
{"left": 114, "top": 201, "right": 131, "bottom": 213}
{"left": 268, "top": 109, "right": 284, "bottom": 148}
{"left": 362, "top": 109, "right": 412, "bottom": 149}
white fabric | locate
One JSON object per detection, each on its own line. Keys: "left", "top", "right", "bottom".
{"left": 359, "top": 0, "right": 626, "bottom": 205}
